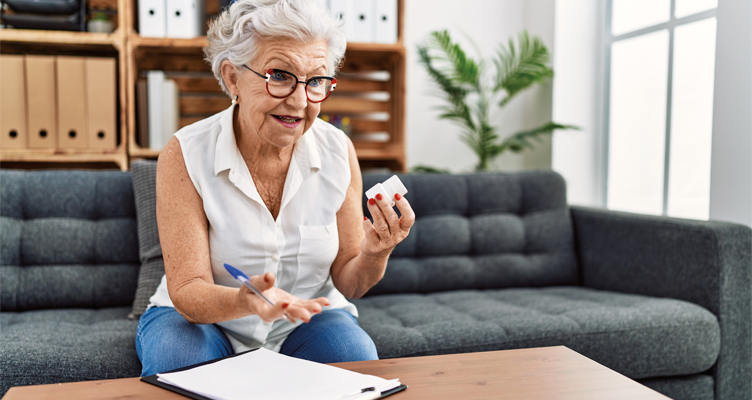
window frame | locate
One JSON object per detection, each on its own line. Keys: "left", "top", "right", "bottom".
{"left": 602, "top": 0, "right": 717, "bottom": 215}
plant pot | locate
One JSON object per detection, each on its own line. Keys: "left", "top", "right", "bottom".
{"left": 87, "top": 19, "right": 113, "bottom": 33}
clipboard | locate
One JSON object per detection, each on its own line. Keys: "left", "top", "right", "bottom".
{"left": 141, "top": 349, "right": 408, "bottom": 400}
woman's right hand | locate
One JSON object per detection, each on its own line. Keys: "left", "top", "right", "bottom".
{"left": 239, "top": 272, "right": 330, "bottom": 323}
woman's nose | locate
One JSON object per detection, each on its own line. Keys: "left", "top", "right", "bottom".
{"left": 285, "top": 82, "right": 308, "bottom": 109}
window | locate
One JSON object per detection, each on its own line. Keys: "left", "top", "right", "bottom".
{"left": 604, "top": 0, "right": 717, "bottom": 219}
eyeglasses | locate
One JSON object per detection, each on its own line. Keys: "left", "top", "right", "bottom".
{"left": 242, "top": 65, "right": 337, "bottom": 103}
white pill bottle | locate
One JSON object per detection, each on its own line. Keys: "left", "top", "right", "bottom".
{"left": 365, "top": 175, "right": 408, "bottom": 207}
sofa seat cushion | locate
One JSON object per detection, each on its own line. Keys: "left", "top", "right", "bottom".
{"left": 0, "top": 307, "right": 140, "bottom": 393}
{"left": 352, "top": 286, "right": 720, "bottom": 379}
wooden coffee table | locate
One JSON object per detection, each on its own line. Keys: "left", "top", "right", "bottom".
{"left": 3, "top": 346, "right": 669, "bottom": 399}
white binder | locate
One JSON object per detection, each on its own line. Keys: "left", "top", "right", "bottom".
{"left": 352, "top": 0, "right": 372, "bottom": 43}
{"left": 147, "top": 70, "right": 165, "bottom": 150}
{"left": 374, "top": 0, "right": 398, "bottom": 44}
{"left": 162, "top": 78, "right": 179, "bottom": 146}
{"left": 166, "top": 0, "right": 204, "bottom": 38}
{"left": 329, "top": 0, "right": 354, "bottom": 42}
{"left": 139, "top": 0, "right": 166, "bottom": 37}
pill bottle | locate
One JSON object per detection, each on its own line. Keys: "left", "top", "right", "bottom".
{"left": 365, "top": 175, "right": 408, "bottom": 207}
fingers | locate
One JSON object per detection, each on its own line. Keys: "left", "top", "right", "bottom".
{"left": 254, "top": 297, "right": 290, "bottom": 323}
{"left": 252, "top": 292, "right": 331, "bottom": 324}
{"left": 366, "top": 195, "right": 392, "bottom": 238}
{"left": 362, "top": 216, "right": 381, "bottom": 244}
{"left": 282, "top": 297, "right": 330, "bottom": 323}
{"left": 367, "top": 192, "right": 414, "bottom": 235}
{"left": 394, "top": 193, "right": 416, "bottom": 230}
{"left": 249, "top": 271, "right": 276, "bottom": 291}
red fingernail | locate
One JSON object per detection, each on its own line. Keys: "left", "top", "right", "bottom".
{"left": 264, "top": 275, "right": 269, "bottom": 282}
{"left": 363, "top": 216, "right": 368, "bottom": 221}
{"left": 368, "top": 198, "right": 376, "bottom": 205}
{"left": 395, "top": 193, "right": 402, "bottom": 201}
{"left": 375, "top": 193, "right": 383, "bottom": 201}
{"left": 282, "top": 303, "right": 289, "bottom": 309}
{"left": 324, "top": 303, "right": 331, "bottom": 306}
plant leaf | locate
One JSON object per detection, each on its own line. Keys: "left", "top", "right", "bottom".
{"left": 494, "top": 30, "right": 554, "bottom": 106}
{"left": 417, "top": 31, "right": 480, "bottom": 133}
{"left": 412, "top": 165, "right": 451, "bottom": 174}
{"left": 428, "top": 30, "right": 481, "bottom": 89}
{"left": 499, "top": 122, "right": 579, "bottom": 154}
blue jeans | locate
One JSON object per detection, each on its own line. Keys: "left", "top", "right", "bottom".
{"left": 136, "top": 307, "right": 378, "bottom": 376}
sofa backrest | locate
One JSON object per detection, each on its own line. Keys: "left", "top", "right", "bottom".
{"left": 362, "top": 171, "right": 579, "bottom": 296}
{"left": 0, "top": 170, "right": 140, "bottom": 311}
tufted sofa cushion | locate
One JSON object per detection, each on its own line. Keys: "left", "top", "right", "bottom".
{"left": 362, "top": 172, "right": 579, "bottom": 295}
{"left": 0, "top": 170, "right": 140, "bottom": 311}
{"left": 0, "top": 307, "right": 141, "bottom": 394}
{"left": 352, "top": 286, "right": 721, "bottom": 379}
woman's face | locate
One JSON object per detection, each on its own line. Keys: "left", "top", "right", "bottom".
{"left": 231, "top": 39, "right": 328, "bottom": 150}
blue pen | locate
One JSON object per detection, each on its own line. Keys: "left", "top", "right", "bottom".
{"left": 223, "top": 263, "right": 294, "bottom": 322}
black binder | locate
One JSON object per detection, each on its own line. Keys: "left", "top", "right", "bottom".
{"left": 141, "top": 349, "right": 407, "bottom": 400}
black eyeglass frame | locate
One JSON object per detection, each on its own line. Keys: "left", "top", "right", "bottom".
{"left": 242, "top": 65, "right": 337, "bottom": 103}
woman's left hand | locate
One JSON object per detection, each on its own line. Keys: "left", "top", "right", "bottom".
{"left": 362, "top": 193, "right": 416, "bottom": 257}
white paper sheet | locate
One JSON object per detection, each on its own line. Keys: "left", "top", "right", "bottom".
{"left": 156, "top": 348, "right": 399, "bottom": 400}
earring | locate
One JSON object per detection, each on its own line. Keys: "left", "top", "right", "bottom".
{"left": 232, "top": 95, "right": 238, "bottom": 105}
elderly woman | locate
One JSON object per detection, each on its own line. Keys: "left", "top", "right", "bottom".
{"left": 135, "top": 0, "right": 415, "bottom": 376}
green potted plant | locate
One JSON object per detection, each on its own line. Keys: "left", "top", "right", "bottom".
{"left": 416, "top": 30, "right": 577, "bottom": 172}
{"left": 88, "top": 12, "right": 114, "bottom": 33}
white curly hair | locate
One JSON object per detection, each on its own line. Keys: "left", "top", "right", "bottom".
{"left": 204, "top": 0, "right": 347, "bottom": 96}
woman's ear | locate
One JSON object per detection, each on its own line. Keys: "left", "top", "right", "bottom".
{"left": 220, "top": 60, "right": 240, "bottom": 97}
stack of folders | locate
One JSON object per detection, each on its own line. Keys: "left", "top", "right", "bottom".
{"left": 0, "top": 54, "right": 117, "bottom": 150}
{"left": 136, "top": 71, "right": 179, "bottom": 150}
{"left": 139, "top": 0, "right": 204, "bottom": 38}
{"left": 321, "top": 0, "right": 398, "bottom": 44}
{"left": 142, "top": 348, "right": 407, "bottom": 400}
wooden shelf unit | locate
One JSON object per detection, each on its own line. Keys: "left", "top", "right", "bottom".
{"left": 0, "top": 0, "right": 129, "bottom": 170}
{"left": 2, "top": 0, "right": 406, "bottom": 172}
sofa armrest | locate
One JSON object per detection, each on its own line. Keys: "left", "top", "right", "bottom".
{"left": 570, "top": 206, "right": 751, "bottom": 399}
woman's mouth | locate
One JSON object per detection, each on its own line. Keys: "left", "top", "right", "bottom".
{"left": 272, "top": 115, "right": 302, "bottom": 128}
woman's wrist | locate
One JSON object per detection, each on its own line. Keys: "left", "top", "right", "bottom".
{"left": 358, "top": 247, "right": 390, "bottom": 268}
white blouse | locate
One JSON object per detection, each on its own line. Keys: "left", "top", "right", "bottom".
{"left": 148, "top": 104, "right": 357, "bottom": 353}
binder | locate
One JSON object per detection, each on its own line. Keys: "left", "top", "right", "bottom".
{"left": 141, "top": 348, "right": 408, "bottom": 400}
{"left": 329, "top": 0, "right": 354, "bottom": 42}
{"left": 162, "top": 77, "right": 179, "bottom": 146}
{"left": 374, "top": 0, "right": 398, "bottom": 44}
{"left": 146, "top": 70, "right": 165, "bottom": 150}
{"left": 25, "top": 55, "right": 57, "bottom": 149}
{"left": 166, "top": 0, "right": 203, "bottom": 39}
{"left": 136, "top": 77, "right": 150, "bottom": 148}
{"left": 85, "top": 57, "right": 117, "bottom": 149}
{"left": 0, "top": 55, "right": 28, "bottom": 149}
{"left": 139, "top": 0, "right": 166, "bottom": 37}
{"left": 56, "top": 56, "right": 88, "bottom": 149}
{"left": 352, "top": 0, "right": 373, "bottom": 43}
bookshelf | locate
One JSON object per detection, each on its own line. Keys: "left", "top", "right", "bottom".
{"left": 1, "top": 0, "right": 406, "bottom": 172}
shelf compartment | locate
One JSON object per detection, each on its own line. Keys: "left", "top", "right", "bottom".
{"left": 0, "top": 29, "right": 123, "bottom": 45}
{"left": 126, "top": 40, "right": 219, "bottom": 159}
{"left": 0, "top": 148, "right": 128, "bottom": 170}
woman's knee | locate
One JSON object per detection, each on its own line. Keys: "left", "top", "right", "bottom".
{"left": 281, "top": 309, "right": 378, "bottom": 363}
{"left": 136, "top": 307, "right": 232, "bottom": 376}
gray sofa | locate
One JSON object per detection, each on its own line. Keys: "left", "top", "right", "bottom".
{"left": 1, "top": 167, "right": 750, "bottom": 400}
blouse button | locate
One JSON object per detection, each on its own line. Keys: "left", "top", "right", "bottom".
{"left": 272, "top": 254, "right": 280, "bottom": 262}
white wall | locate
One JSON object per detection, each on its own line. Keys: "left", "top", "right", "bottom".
{"left": 404, "top": 0, "right": 556, "bottom": 172}
{"left": 708, "top": 0, "right": 752, "bottom": 226}
{"left": 551, "top": 0, "right": 605, "bottom": 207}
